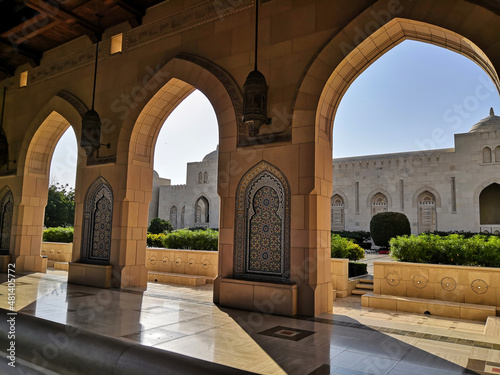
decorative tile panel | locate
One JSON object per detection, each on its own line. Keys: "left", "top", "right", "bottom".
{"left": 0, "top": 187, "right": 13, "bottom": 251}
{"left": 234, "top": 161, "right": 290, "bottom": 280}
{"left": 81, "top": 177, "right": 113, "bottom": 265}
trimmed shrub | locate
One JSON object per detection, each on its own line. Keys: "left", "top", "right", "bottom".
{"left": 331, "top": 234, "right": 365, "bottom": 261}
{"left": 148, "top": 217, "right": 172, "bottom": 234}
{"left": 390, "top": 234, "right": 500, "bottom": 267}
{"left": 43, "top": 227, "right": 74, "bottom": 243}
{"left": 147, "top": 233, "right": 167, "bottom": 248}
{"left": 163, "top": 229, "right": 218, "bottom": 251}
{"left": 370, "top": 212, "right": 411, "bottom": 248}
{"left": 331, "top": 230, "right": 371, "bottom": 245}
{"left": 348, "top": 262, "right": 368, "bottom": 278}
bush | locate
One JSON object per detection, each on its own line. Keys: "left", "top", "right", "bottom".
{"left": 148, "top": 218, "right": 172, "bottom": 234}
{"left": 389, "top": 234, "right": 500, "bottom": 267}
{"left": 331, "top": 234, "right": 365, "bottom": 261}
{"left": 43, "top": 227, "right": 74, "bottom": 243}
{"left": 370, "top": 212, "right": 411, "bottom": 248}
{"left": 147, "top": 233, "right": 167, "bottom": 248}
{"left": 348, "top": 262, "right": 368, "bottom": 278}
{"left": 331, "top": 230, "right": 371, "bottom": 245}
{"left": 163, "top": 229, "right": 218, "bottom": 251}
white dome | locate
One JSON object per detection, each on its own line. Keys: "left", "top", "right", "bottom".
{"left": 469, "top": 108, "right": 500, "bottom": 133}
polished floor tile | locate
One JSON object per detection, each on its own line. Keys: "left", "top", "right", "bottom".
{"left": 1, "top": 270, "right": 498, "bottom": 375}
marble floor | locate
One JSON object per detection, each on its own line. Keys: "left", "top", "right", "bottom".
{"left": 1, "top": 270, "right": 499, "bottom": 375}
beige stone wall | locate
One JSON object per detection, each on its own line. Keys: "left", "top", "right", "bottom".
{"left": 373, "top": 261, "right": 500, "bottom": 307}
{"left": 145, "top": 248, "right": 218, "bottom": 283}
{"left": 330, "top": 258, "right": 349, "bottom": 298}
{"left": 41, "top": 242, "right": 73, "bottom": 262}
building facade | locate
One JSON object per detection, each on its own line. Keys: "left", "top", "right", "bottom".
{"left": 150, "top": 149, "right": 219, "bottom": 229}
{"left": 332, "top": 109, "right": 500, "bottom": 234}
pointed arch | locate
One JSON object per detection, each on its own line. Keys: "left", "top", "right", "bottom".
{"left": 18, "top": 91, "right": 85, "bottom": 178}
{"left": 81, "top": 176, "right": 113, "bottom": 265}
{"left": 292, "top": 17, "right": 500, "bottom": 140}
{"left": 119, "top": 54, "right": 242, "bottom": 169}
{"left": 366, "top": 188, "right": 392, "bottom": 211}
{"left": 412, "top": 186, "right": 442, "bottom": 208}
{"left": 170, "top": 205, "right": 178, "bottom": 229}
{"left": 483, "top": 147, "right": 492, "bottom": 163}
{"left": 331, "top": 193, "right": 345, "bottom": 231}
{"left": 417, "top": 191, "right": 437, "bottom": 233}
{"left": 234, "top": 161, "right": 291, "bottom": 281}
{"left": 194, "top": 196, "right": 209, "bottom": 225}
{"left": 479, "top": 183, "right": 500, "bottom": 225}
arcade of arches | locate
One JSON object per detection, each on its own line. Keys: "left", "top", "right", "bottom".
{"left": 1, "top": 0, "right": 499, "bottom": 316}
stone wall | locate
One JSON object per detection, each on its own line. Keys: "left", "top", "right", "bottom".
{"left": 41, "top": 242, "right": 73, "bottom": 262}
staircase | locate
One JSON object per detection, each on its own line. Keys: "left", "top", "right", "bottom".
{"left": 352, "top": 278, "right": 374, "bottom": 296}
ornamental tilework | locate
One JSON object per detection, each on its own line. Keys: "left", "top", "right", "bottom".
{"left": 234, "top": 161, "right": 290, "bottom": 280}
{"left": 0, "top": 187, "right": 13, "bottom": 250}
{"left": 81, "top": 177, "right": 113, "bottom": 264}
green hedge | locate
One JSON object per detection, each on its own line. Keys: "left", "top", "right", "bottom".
{"left": 390, "top": 234, "right": 500, "bottom": 267}
{"left": 370, "top": 212, "right": 411, "bottom": 248}
{"left": 348, "top": 262, "right": 368, "bottom": 278}
{"left": 147, "top": 233, "right": 168, "bottom": 248}
{"left": 331, "top": 234, "right": 365, "bottom": 261}
{"left": 43, "top": 227, "right": 74, "bottom": 243}
{"left": 331, "top": 230, "right": 371, "bottom": 245}
{"left": 163, "top": 229, "right": 218, "bottom": 251}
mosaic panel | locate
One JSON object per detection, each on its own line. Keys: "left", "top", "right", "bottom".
{"left": 234, "top": 161, "right": 290, "bottom": 280}
{"left": 81, "top": 177, "right": 113, "bottom": 265}
{"left": 0, "top": 187, "right": 13, "bottom": 250}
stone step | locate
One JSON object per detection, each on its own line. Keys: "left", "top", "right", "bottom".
{"left": 148, "top": 271, "right": 206, "bottom": 286}
{"left": 351, "top": 289, "right": 371, "bottom": 295}
{"left": 54, "top": 261, "right": 69, "bottom": 271}
{"left": 358, "top": 278, "right": 374, "bottom": 284}
{"left": 355, "top": 283, "right": 374, "bottom": 290}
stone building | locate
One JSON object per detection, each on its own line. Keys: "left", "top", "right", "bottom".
{"left": 332, "top": 109, "right": 500, "bottom": 234}
{"left": 150, "top": 148, "right": 219, "bottom": 229}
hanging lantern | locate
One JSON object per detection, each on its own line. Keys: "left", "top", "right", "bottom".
{"left": 242, "top": 0, "right": 270, "bottom": 137}
{"left": 81, "top": 108, "right": 101, "bottom": 156}
{"left": 81, "top": 25, "right": 102, "bottom": 157}
{"left": 0, "top": 87, "right": 8, "bottom": 167}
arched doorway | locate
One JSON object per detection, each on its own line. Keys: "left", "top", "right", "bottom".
{"left": 479, "top": 183, "right": 500, "bottom": 233}
{"left": 194, "top": 196, "right": 209, "bottom": 227}
{"left": 331, "top": 194, "right": 345, "bottom": 231}
{"left": 418, "top": 191, "right": 437, "bottom": 233}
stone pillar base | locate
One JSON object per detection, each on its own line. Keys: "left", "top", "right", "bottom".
{"left": 219, "top": 278, "right": 297, "bottom": 316}
{"left": 118, "top": 265, "right": 148, "bottom": 288}
{"left": 0, "top": 255, "right": 10, "bottom": 273}
{"left": 15, "top": 255, "right": 47, "bottom": 273}
{"left": 68, "top": 262, "right": 112, "bottom": 288}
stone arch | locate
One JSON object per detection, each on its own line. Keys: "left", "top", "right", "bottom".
{"left": 18, "top": 91, "right": 85, "bottom": 178}
{"left": 234, "top": 161, "right": 291, "bottom": 281}
{"left": 495, "top": 146, "right": 500, "bottom": 162}
{"left": 412, "top": 186, "right": 442, "bottom": 208}
{"left": 479, "top": 183, "right": 500, "bottom": 225}
{"left": 119, "top": 54, "right": 241, "bottom": 169}
{"left": 0, "top": 186, "right": 13, "bottom": 252}
{"left": 194, "top": 196, "right": 209, "bottom": 225}
{"left": 293, "top": 17, "right": 500, "bottom": 140}
{"left": 204, "top": 171, "right": 208, "bottom": 183}
{"left": 366, "top": 188, "right": 392, "bottom": 211}
{"left": 332, "top": 190, "right": 348, "bottom": 209}
{"left": 180, "top": 205, "right": 185, "bottom": 228}
{"left": 81, "top": 176, "right": 113, "bottom": 265}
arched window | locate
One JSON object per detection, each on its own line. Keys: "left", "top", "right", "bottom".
{"left": 371, "top": 193, "right": 387, "bottom": 216}
{"left": 495, "top": 146, "right": 500, "bottom": 162}
{"left": 418, "top": 191, "right": 436, "bottom": 233}
{"left": 195, "top": 196, "right": 209, "bottom": 225}
{"left": 0, "top": 187, "right": 13, "bottom": 251}
{"left": 198, "top": 172, "right": 203, "bottom": 184}
{"left": 180, "top": 206, "right": 185, "bottom": 228}
{"left": 170, "top": 206, "right": 177, "bottom": 230}
{"left": 331, "top": 194, "right": 345, "bottom": 231}
{"left": 479, "top": 183, "right": 500, "bottom": 225}
{"left": 483, "top": 147, "right": 492, "bottom": 163}
{"left": 81, "top": 177, "right": 113, "bottom": 265}
{"left": 204, "top": 171, "right": 208, "bottom": 183}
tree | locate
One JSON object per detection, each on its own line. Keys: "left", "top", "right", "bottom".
{"left": 44, "top": 183, "right": 75, "bottom": 228}
{"left": 370, "top": 212, "right": 411, "bottom": 248}
{"left": 148, "top": 217, "right": 172, "bottom": 234}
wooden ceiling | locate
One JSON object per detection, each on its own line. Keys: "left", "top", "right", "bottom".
{"left": 0, "top": 0, "right": 164, "bottom": 81}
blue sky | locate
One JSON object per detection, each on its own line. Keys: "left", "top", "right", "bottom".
{"left": 50, "top": 40, "right": 500, "bottom": 187}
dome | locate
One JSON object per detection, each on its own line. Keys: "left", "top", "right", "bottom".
{"left": 469, "top": 108, "right": 500, "bottom": 133}
{"left": 202, "top": 146, "right": 218, "bottom": 161}
{"left": 152, "top": 170, "right": 160, "bottom": 178}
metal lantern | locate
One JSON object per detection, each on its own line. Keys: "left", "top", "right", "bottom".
{"left": 242, "top": 69, "right": 270, "bottom": 137}
{"left": 80, "top": 108, "right": 101, "bottom": 156}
